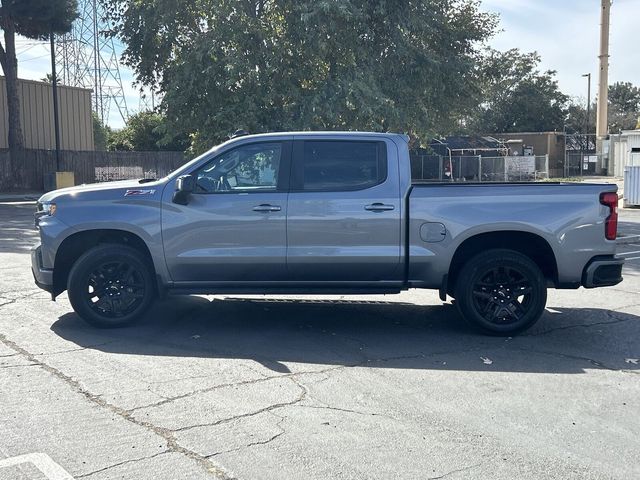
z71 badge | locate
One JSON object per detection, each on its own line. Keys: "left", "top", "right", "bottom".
{"left": 124, "top": 189, "right": 155, "bottom": 196}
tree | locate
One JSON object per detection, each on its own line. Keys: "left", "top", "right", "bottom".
{"left": 564, "top": 81, "right": 640, "bottom": 135}
{"left": 92, "top": 112, "right": 110, "bottom": 151}
{"left": 607, "top": 81, "right": 640, "bottom": 133}
{"left": 467, "top": 49, "right": 569, "bottom": 134}
{"left": 104, "top": 0, "right": 497, "bottom": 152}
{"left": 0, "top": 0, "right": 78, "bottom": 150}
{"left": 108, "top": 111, "right": 189, "bottom": 151}
{"left": 564, "top": 98, "right": 595, "bottom": 134}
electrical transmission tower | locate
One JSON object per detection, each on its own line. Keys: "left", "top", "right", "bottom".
{"left": 138, "top": 90, "right": 156, "bottom": 112}
{"left": 55, "top": 0, "right": 129, "bottom": 125}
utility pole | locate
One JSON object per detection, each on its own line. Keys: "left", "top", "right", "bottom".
{"left": 50, "top": 30, "right": 61, "bottom": 171}
{"left": 582, "top": 73, "right": 591, "bottom": 149}
{"left": 596, "top": 0, "right": 611, "bottom": 160}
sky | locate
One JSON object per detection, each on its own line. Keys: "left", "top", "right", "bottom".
{"left": 481, "top": 0, "right": 639, "bottom": 100}
{"left": 3, "top": 0, "right": 639, "bottom": 129}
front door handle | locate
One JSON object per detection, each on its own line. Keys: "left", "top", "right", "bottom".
{"left": 252, "top": 204, "right": 281, "bottom": 212}
{"left": 365, "top": 203, "right": 395, "bottom": 212}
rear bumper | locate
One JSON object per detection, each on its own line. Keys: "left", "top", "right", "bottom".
{"left": 31, "top": 245, "right": 54, "bottom": 297}
{"left": 582, "top": 255, "right": 624, "bottom": 288}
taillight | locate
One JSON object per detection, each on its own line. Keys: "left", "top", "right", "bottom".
{"left": 600, "top": 192, "right": 618, "bottom": 241}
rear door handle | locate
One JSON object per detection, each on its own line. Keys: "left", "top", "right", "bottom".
{"left": 252, "top": 204, "right": 281, "bottom": 212}
{"left": 365, "top": 203, "right": 395, "bottom": 212}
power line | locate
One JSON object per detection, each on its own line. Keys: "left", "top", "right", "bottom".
{"left": 18, "top": 53, "right": 51, "bottom": 62}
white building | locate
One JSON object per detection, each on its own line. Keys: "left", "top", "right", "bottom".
{"left": 610, "top": 130, "right": 640, "bottom": 177}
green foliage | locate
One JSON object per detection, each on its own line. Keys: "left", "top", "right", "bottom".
{"left": 467, "top": 49, "right": 569, "bottom": 134}
{"left": 609, "top": 82, "right": 640, "bottom": 113}
{"left": 107, "top": 111, "right": 189, "bottom": 152}
{"left": 0, "top": 0, "right": 78, "bottom": 39}
{"left": 92, "top": 113, "right": 110, "bottom": 151}
{"left": 565, "top": 82, "right": 640, "bottom": 135}
{"left": 607, "top": 81, "right": 640, "bottom": 133}
{"left": 104, "top": 0, "right": 497, "bottom": 152}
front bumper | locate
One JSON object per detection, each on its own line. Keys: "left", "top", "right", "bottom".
{"left": 31, "top": 245, "right": 54, "bottom": 297}
{"left": 582, "top": 255, "right": 624, "bottom": 288}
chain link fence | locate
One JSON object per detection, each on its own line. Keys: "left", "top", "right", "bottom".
{"left": 410, "top": 153, "right": 549, "bottom": 182}
{"left": 564, "top": 152, "right": 608, "bottom": 177}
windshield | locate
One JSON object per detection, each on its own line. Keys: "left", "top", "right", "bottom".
{"left": 166, "top": 143, "right": 225, "bottom": 180}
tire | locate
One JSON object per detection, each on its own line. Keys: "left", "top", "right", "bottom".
{"left": 454, "top": 249, "right": 547, "bottom": 336}
{"left": 67, "top": 244, "right": 156, "bottom": 328}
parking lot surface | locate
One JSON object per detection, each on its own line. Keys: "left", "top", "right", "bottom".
{"left": 1, "top": 201, "right": 639, "bottom": 480}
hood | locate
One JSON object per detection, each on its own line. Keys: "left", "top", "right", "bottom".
{"left": 38, "top": 179, "right": 164, "bottom": 203}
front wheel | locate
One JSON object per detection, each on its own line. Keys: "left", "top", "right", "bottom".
{"left": 67, "top": 245, "right": 156, "bottom": 328}
{"left": 454, "top": 249, "right": 547, "bottom": 335}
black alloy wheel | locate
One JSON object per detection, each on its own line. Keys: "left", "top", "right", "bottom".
{"left": 455, "top": 249, "right": 547, "bottom": 335}
{"left": 67, "top": 245, "right": 155, "bottom": 328}
{"left": 86, "top": 260, "right": 146, "bottom": 318}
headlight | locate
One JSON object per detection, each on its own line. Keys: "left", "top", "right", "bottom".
{"left": 37, "top": 202, "right": 57, "bottom": 216}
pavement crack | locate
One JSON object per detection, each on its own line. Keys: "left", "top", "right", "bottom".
{"left": 206, "top": 413, "right": 286, "bottom": 458}
{"left": 427, "top": 463, "right": 482, "bottom": 479}
{"left": 512, "top": 346, "right": 639, "bottom": 374}
{"left": 295, "top": 403, "right": 396, "bottom": 420}
{"left": 0, "top": 290, "right": 46, "bottom": 303}
{"left": 35, "top": 341, "right": 116, "bottom": 356}
{"left": 172, "top": 377, "right": 308, "bottom": 433}
{"left": 366, "top": 347, "right": 484, "bottom": 366}
{"left": 76, "top": 450, "right": 171, "bottom": 478}
{"left": 526, "top": 308, "right": 640, "bottom": 336}
{"left": 131, "top": 373, "right": 290, "bottom": 413}
{"left": 0, "top": 363, "right": 38, "bottom": 369}
{"left": 0, "top": 333, "right": 236, "bottom": 480}
{"left": 133, "top": 365, "right": 345, "bottom": 413}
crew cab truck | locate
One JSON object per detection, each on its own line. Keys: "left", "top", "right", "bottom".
{"left": 32, "top": 132, "right": 624, "bottom": 335}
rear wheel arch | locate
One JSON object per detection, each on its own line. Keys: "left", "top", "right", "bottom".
{"left": 454, "top": 248, "right": 547, "bottom": 335}
{"left": 446, "top": 231, "right": 558, "bottom": 295}
{"left": 53, "top": 229, "right": 156, "bottom": 297}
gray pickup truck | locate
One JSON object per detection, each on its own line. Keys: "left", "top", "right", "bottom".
{"left": 32, "top": 132, "right": 623, "bottom": 334}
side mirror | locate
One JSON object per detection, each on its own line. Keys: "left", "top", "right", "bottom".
{"left": 173, "top": 174, "right": 195, "bottom": 205}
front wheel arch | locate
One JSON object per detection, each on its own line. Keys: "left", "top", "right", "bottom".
{"left": 53, "top": 229, "right": 156, "bottom": 298}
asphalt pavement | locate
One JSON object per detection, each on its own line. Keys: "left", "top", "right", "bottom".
{"left": 0, "top": 201, "right": 638, "bottom": 480}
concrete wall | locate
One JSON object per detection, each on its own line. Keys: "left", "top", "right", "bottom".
{"left": 0, "top": 76, "right": 94, "bottom": 151}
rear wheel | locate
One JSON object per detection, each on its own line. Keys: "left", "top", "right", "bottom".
{"left": 67, "top": 245, "right": 155, "bottom": 328}
{"left": 454, "top": 249, "right": 546, "bottom": 335}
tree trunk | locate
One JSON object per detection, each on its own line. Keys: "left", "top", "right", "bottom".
{"left": 1, "top": 25, "right": 25, "bottom": 150}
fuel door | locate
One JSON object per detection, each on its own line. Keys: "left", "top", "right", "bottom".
{"left": 420, "top": 222, "right": 447, "bottom": 243}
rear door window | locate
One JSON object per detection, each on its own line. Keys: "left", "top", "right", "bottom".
{"left": 294, "top": 141, "right": 387, "bottom": 191}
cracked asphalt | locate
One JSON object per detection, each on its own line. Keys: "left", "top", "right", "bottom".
{"left": 1, "top": 201, "right": 639, "bottom": 480}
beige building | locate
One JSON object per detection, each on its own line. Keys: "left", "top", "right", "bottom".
{"left": 0, "top": 76, "right": 94, "bottom": 151}
{"left": 488, "top": 132, "right": 566, "bottom": 176}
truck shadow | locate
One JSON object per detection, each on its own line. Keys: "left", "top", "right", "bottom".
{"left": 0, "top": 203, "right": 39, "bottom": 254}
{"left": 51, "top": 296, "right": 640, "bottom": 375}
